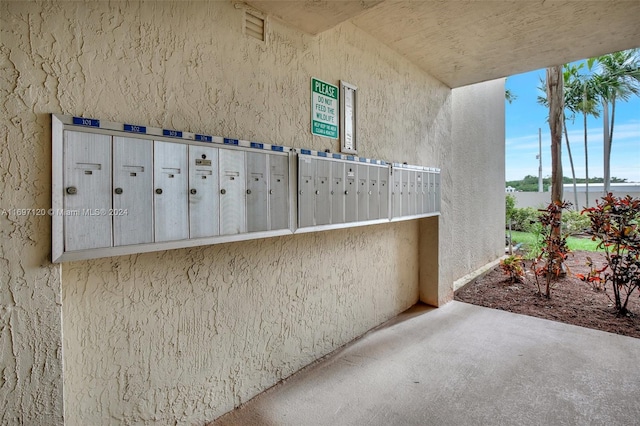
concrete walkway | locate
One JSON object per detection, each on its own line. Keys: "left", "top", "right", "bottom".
{"left": 213, "top": 301, "right": 640, "bottom": 425}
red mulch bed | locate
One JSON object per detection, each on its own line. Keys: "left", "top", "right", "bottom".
{"left": 455, "top": 250, "right": 640, "bottom": 339}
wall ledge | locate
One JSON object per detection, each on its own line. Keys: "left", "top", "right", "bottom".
{"left": 453, "top": 256, "right": 506, "bottom": 292}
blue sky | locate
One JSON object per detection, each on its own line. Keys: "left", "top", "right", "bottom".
{"left": 505, "top": 64, "right": 640, "bottom": 183}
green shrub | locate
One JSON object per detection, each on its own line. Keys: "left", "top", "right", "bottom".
{"left": 508, "top": 206, "right": 589, "bottom": 236}
{"left": 580, "top": 194, "right": 640, "bottom": 315}
{"left": 525, "top": 222, "right": 544, "bottom": 260}
{"left": 532, "top": 201, "right": 572, "bottom": 298}
{"left": 509, "top": 207, "right": 541, "bottom": 232}
{"left": 562, "top": 210, "right": 590, "bottom": 235}
{"left": 500, "top": 254, "right": 525, "bottom": 283}
{"left": 505, "top": 194, "right": 516, "bottom": 224}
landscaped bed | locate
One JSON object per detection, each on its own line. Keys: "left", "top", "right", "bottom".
{"left": 455, "top": 250, "right": 640, "bottom": 339}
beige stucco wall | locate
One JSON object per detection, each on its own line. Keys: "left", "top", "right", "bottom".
{"left": 0, "top": 2, "right": 65, "bottom": 423}
{"left": 1, "top": 1, "right": 470, "bottom": 424}
{"left": 449, "top": 80, "right": 506, "bottom": 282}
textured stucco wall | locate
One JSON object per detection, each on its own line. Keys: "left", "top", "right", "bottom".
{"left": 1, "top": 1, "right": 456, "bottom": 424}
{"left": 449, "top": 80, "right": 506, "bottom": 282}
{"left": 0, "top": 2, "right": 64, "bottom": 424}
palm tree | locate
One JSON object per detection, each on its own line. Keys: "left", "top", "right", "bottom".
{"left": 588, "top": 49, "right": 640, "bottom": 193}
{"left": 547, "top": 66, "right": 564, "bottom": 206}
{"left": 572, "top": 75, "right": 600, "bottom": 206}
{"left": 538, "top": 64, "right": 584, "bottom": 209}
{"left": 561, "top": 64, "right": 583, "bottom": 208}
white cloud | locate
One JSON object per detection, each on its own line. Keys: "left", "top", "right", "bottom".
{"left": 506, "top": 119, "right": 640, "bottom": 182}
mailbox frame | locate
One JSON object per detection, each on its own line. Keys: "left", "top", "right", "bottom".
{"left": 389, "top": 163, "right": 440, "bottom": 222}
{"left": 52, "top": 115, "right": 439, "bottom": 263}
{"left": 295, "top": 150, "right": 392, "bottom": 234}
{"left": 52, "top": 114, "right": 294, "bottom": 263}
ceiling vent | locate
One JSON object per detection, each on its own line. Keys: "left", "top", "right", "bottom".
{"left": 245, "top": 11, "right": 265, "bottom": 42}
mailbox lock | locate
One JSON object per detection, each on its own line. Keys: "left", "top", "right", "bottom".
{"left": 155, "top": 188, "right": 163, "bottom": 195}
{"left": 246, "top": 189, "right": 252, "bottom": 194}
{"left": 115, "top": 187, "right": 123, "bottom": 194}
{"left": 368, "top": 191, "right": 372, "bottom": 195}
{"left": 344, "top": 190, "right": 349, "bottom": 195}
{"left": 190, "top": 188, "right": 197, "bottom": 195}
{"left": 331, "top": 191, "right": 334, "bottom": 195}
{"left": 315, "top": 190, "right": 320, "bottom": 195}
{"left": 66, "top": 186, "right": 77, "bottom": 195}
{"left": 269, "top": 190, "right": 274, "bottom": 195}
{"left": 220, "top": 189, "right": 226, "bottom": 195}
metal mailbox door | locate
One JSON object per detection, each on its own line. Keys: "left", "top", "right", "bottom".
{"left": 392, "top": 167, "right": 402, "bottom": 218}
{"left": 154, "top": 141, "right": 189, "bottom": 242}
{"left": 331, "top": 161, "right": 345, "bottom": 224}
{"left": 415, "top": 171, "right": 424, "bottom": 215}
{"left": 368, "top": 166, "right": 380, "bottom": 220}
{"left": 421, "top": 171, "right": 430, "bottom": 214}
{"left": 408, "top": 170, "right": 417, "bottom": 216}
{"left": 63, "top": 131, "right": 112, "bottom": 251}
{"left": 345, "top": 165, "right": 358, "bottom": 222}
{"left": 379, "top": 168, "right": 390, "bottom": 219}
{"left": 315, "top": 159, "right": 331, "bottom": 225}
{"left": 428, "top": 171, "right": 435, "bottom": 213}
{"left": 268, "top": 154, "right": 289, "bottom": 231}
{"left": 246, "top": 152, "right": 269, "bottom": 232}
{"left": 435, "top": 171, "right": 441, "bottom": 212}
{"left": 189, "top": 145, "right": 219, "bottom": 238}
{"left": 219, "top": 149, "right": 246, "bottom": 235}
{"left": 298, "top": 156, "right": 315, "bottom": 227}
{"left": 113, "top": 136, "right": 153, "bottom": 246}
{"left": 357, "top": 164, "right": 369, "bottom": 221}
{"left": 401, "top": 169, "right": 410, "bottom": 217}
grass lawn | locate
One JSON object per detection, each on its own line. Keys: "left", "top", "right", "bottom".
{"left": 508, "top": 230, "right": 603, "bottom": 253}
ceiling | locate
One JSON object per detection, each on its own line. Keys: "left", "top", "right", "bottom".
{"left": 244, "top": 0, "right": 640, "bottom": 88}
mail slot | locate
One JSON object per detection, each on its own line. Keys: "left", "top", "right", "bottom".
{"left": 189, "top": 145, "right": 219, "bottom": 238}
{"left": 315, "top": 159, "right": 331, "bottom": 225}
{"left": 379, "top": 168, "right": 389, "bottom": 219}
{"left": 269, "top": 154, "right": 289, "bottom": 230}
{"left": 331, "top": 161, "right": 345, "bottom": 224}
{"left": 408, "top": 170, "right": 417, "bottom": 216}
{"left": 246, "top": 152, "right": 268, "bottom": 232}
{"left": 345, "top": 165, "right": 357, "bottom": 222}
{"left": 392, "top": 167, "right": 402, "bottom": 218}
{"left": 401, "top": 169, "right": 410, "bottom": 217}
{"left": 416, "top": 171, "right": 425, "bottom": 214}
{"left": 434, "top": 170, "right": 441, "bottom": 213}
{"left": 414, "top": 170, "right": 421, "bottom": 215}
{"left": 357, "top": 164, "right": 369, "bottom": 221}
{"left": 298, "top": 157, "right": 315, "bottom": 228}
{"left": 368, "top": 166, "right": 380, "bottom": 220}
{"left": 113, "top": 136, "right": 153, "bottom": 246}
{"left": 63, "top": 131, "right": 112, "bottom": 251}
{"left": 219, "top": 149, "right": 246, "bottom": 235}
{"left": 154, "top": 141, "right": 188, "bottom": 242}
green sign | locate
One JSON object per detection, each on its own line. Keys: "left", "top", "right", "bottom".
{"left": 311, "top": 78, "right": 338, "bottom": 139}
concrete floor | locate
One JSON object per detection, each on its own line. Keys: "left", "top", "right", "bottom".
{"left": 213, "top": 301, "right": 640, "bottom": 426}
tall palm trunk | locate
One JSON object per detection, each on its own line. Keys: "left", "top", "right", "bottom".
{"left": 562, "top": 113, "right": 579, "bottom": 209}
{"left": 548, "top": 66, "right": 564, "bottom": 205}
{"left": 547, "top": 66, "right": 564, "bottom": 298}
{"left": 583, "top": 109, "right": 589, "bottom": 207}
{"left": 608, "top": 95, "right": 617, "bottom": 184}
{"left": 602, "top": 99, "right": 610, "bottom": 194}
